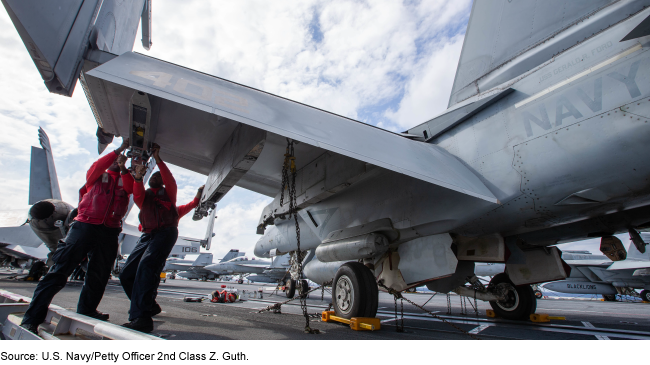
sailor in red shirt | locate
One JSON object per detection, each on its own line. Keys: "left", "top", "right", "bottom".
{"left": 21, "top": 138, "right": 133, "bottom": 333}
{"left": 119, "top": 143, "right": 202, "bottom": 333}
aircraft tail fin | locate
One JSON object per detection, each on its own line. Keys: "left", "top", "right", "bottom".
{"left": 1, "top": 0, "right": 148, "bottom": 97}
{"left": 448, "top": 0, "right": 645, "bottom": 107}
{"left": 219, "top": 249, "right": 244, "bottom": 263}
{"left": 627, "top": 233, "right": 650, "bottom": 261}
{"left": 192, "top": 253, "right": 213, "bottom": 266}
{"left": 29, "top": 128, "right": 62, "bottom": 204}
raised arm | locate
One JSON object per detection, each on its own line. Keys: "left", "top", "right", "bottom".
{"left": 85, "top": 138, "right": 129, "bottom": 189}
{"left": 117, "top": 154, "right": 134, "bottom": 195}
{"left": 132, "top": 164, "right": 148, "bottom": 208}
{"left": 152, "top": 144, "right": 177, "bottom": 204}
{"left": 177, "top": 185, "right": 204, "bottom": 219}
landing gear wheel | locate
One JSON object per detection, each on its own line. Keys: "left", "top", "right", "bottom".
{"left": 332, "top": 262, "right": 378, "bottom": 319}
{"left": 285, "top": 279, "right": 296, "bottom": 298}
{"left": 238, "top": 279, "right": 243, "bottom": 284}
{"left": 534, "top": 289, "right": 543, "bottom": 299}
{"left": 299, "top": 279, "right": 310, "bottom": 298}
{"left": 488, "top": 273, "right": 536, "bottom": 321}
{"left": 640, "top": 290, "right": 650, "bottom": 302}
{"left": 602, "top": 294, "right": 617, "bottom": 301}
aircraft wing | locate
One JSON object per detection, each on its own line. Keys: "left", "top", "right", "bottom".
{"left": 83, "top": 52, "right": 497, "bottom": 204}
{"left": 0, "top": 225, "right": 43, "bottom": 248}
{"left": 0, "top": 244, "right": 49, "bottom": 261}
{"left": 564, "top": 259, "right": 612, "bottom": 267}
{"left": 237, "top": 264, "right": 271, "bottom": 269}
{"left": 607, "top": 260, "right": 650, "bottom": 271}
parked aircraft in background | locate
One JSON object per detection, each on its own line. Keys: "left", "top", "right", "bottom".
{"left": 168, "top": 249, "right": 244, "bottom": 281}
{"left": 205, "top": 254, "right": 290, "bottom": 285}
{"left": 5, "top": 0, "right": 650, "bottom": 320}
{"left": 245, "top": 254, "right": 291, "bottom": 284}
{"left": 544, "top": 234, "right": 650, "bottom": 302}
{"left": 204, "top": 256, "right": 271, "bottom": 277}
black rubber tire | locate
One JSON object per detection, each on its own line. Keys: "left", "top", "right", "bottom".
{"left": 602, "top": 294, "right": 617, "bottom": 302}
{"left": 358, "top": 264, "right": 378, "bottom": 318}
{"left": 488, "top": 273, "right": 536, "bottom": 321}
{"left": 285, "top": 279, "right": 296, "bottom": 298}
{"left": 298, "top": 279, "right": 310, "bottom": 298}
{"left": 332, "top": 262, "right": 378, "bottom": 319}
{"left": 641, "top": 290, "right": 650, "bottom": 302}
{"left": 534, "top": 289, "right": 543, "bottom": 299}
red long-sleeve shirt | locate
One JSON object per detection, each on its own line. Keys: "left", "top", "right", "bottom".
{"left": 133, "top": 161, "right": 176, "bottom": 207}
{"left": 133, "top": 161, "right": 200, "bottom": 230}
{"left": 78, "top": 151, "right": 133, "bottom": 201}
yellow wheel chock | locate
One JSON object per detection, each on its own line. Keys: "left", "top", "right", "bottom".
{"left": 321, "top": 311, "right": 381, "bottom": 331}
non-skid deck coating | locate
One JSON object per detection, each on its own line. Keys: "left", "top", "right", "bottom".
{"left": 1, "top": 276, "right": 649, "bottom": 340}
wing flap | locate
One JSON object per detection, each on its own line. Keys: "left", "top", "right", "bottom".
{"left": 86, "top": 52, "right": 497, "bottom": 203}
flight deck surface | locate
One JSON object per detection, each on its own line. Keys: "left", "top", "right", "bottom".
{"left": 1, "top": 276, "right": 649, "bottom": 340}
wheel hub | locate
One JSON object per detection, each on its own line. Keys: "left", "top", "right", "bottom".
{"left": 495, "top": 282, "right": 519, "bottom": 311}
{"left": 336, "top": 275, "right": 354, "bottom": 314}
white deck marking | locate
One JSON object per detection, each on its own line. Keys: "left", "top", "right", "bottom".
{"left": 582, "top": 321, "right": 610, "bottom": 340}
{"left": 468, "top": 324, "right": 492, "bottom": 334}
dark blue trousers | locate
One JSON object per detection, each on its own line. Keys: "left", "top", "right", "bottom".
{"left": 21, "top": 221, "right": 120, "bottom": 325}
{"left": 119, "top": 227, "right": 178, "bottom": 321}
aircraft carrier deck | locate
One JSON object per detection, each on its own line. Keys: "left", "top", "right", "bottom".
{"left": 1, "top": 275, "right": 649, "bottom": 340}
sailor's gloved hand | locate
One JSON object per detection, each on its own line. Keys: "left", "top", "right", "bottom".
{"left": 151, "top": 143, "right": 161, "bottom": 163}
{"left": 116, "top": 138, "right": 130, "bottom": 154}
{"left": 134, "top": 164, "right": 147, "bottom": 180}
{"left": 117, "top": 154, "right": 128, "bottom": 174}
{"left": 196, "top": 185, "right": 205, "bottom": 199}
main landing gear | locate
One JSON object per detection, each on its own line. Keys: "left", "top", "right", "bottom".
{"left": 488, "top": 273, "right": 536, "bottom": 320}
{"left": 332, "top": 262, "right": 378, "bottom": 319}
{"left": 640, "top": 290, "right": 650, "bottom": 302}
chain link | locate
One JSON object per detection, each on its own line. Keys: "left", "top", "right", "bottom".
{"left": 278, "top": 140, "right": 318, "bottom": 334}
{"left": 378, "top": 281, "right": 480, "bottom": 340}
{"left": 257, "top": 282, "right": 330, "bottom": 314}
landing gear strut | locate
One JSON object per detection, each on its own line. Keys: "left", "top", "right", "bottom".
{"left": 332, "top": 262, "right": 378, "bottom": 319}
{"left": 488, "top": 273, "right": 536, "bottom": 320}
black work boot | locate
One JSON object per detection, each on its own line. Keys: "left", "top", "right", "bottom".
{"left": 151, "top": 303, "right": 162, "bottom": 317}
{"left": 80, "top": 310, "right": 110, "bottom": 321}
{"left": 20, "top": 323, "right": 39, "bottom": 335}
{"left": 122, "top": 317, "right": 154, "bottom": 333}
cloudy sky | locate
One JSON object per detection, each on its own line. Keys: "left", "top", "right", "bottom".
{"left": 0, "top": 0, "right": 621, "bottom": 261}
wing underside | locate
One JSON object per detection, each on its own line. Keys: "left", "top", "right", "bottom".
{"left": 84, "top": 52, "right": 497, "bottom": 204}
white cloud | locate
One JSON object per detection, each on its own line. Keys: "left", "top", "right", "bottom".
{"left": 0, "top": 1, "right": 471, "bottom": 261}
{"left": 384, "top": 34, "right": 466, "bottom": 130}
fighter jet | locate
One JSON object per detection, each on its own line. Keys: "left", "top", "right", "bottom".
{"left": 245, "top": 254, "right": 292, "bottom": 284}
{"left": 165, "top": 249, "right": 244, "bottom": 281}
{"left": 204, "top": 254, "right": 291, "bottom": 284}
{"left": 5, "top": 0, "right": 650, "bottom": 321}
{"left": 543, "top": 233, "right": 650, "bottom": 302}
